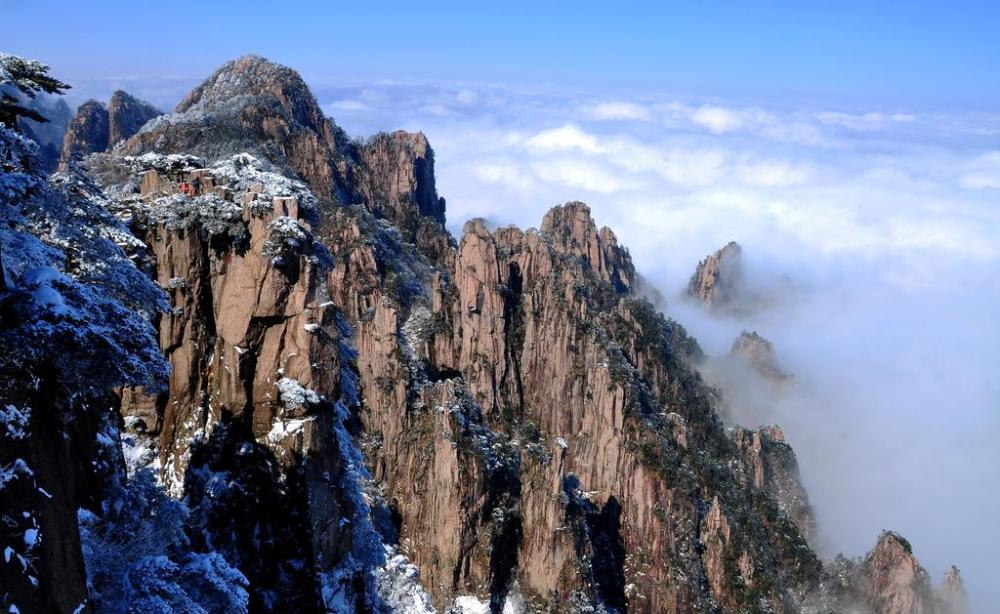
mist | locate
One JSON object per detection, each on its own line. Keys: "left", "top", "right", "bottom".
{"left": 74, "top": 72, "right": 1000, "bottom": 610}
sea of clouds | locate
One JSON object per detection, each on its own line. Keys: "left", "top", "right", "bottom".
{"left": 74, "top": 73, "right": 1000, "bottom": 610}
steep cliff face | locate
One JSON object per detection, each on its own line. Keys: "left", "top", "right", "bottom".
{"left": 58, "top": 91, "right": 160, "bottom": 168}
{"left": 108, "top": 153, "right": 361, "bottom": 609}
{"left": 326, "top": 196, "right": 822, "bottom": 611}
{"left": 731, "top": 426, "right": 815, "bottom": 546}
{"left": 687, "top": 240, "right": 742, "bottom": 309}
{"left": 732, "top": 330, "right": 791, "bottom": 380}
{"left": 61, "top": 99, "right": 109, "bottom": 162}
{"left": 15, "top": 55, "right": 962, "bottom": 613}
{"left": 355, "top": 130, "right": 446, "bottom": 226}
{"left": 353, "top": 130, "right": 452, "bottom": 262}
{"left": 107, "top": 90, "right": 161, "bottom": 148}
{"left": 863, "top": 532, "right": 938, "bottom": 614}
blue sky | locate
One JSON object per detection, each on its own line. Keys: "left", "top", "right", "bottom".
{"left": 3, "top": 0, "right": 999, "bottom": 109}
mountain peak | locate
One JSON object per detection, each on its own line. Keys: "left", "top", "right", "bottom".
{"left": 731, "top": 330, "right": 791, "bottom": 380}
{"left": 864, "top": 530, "right": 938, "bottom": 614}
{"left": 175, "top": 55, "right": 325, "bottom": 133}
{"left": 107, "top": 90, "right": 160, "bottom": 148}
{"left": 687, "top": 240, "right": 743, "bottom": 309}
{"left": 541, "top": 201, "right": 634, "bottom": 292}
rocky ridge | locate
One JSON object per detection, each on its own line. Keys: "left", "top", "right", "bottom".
{"left": 686, "top": 240, "right": 743, "bottom": 310}
{"left": 2, "top": 54, "right": 969, "bottom": 613}
{"left": 731, "top": 330, "right": 791, "bottom": 380}
{"left": 61, "top": 99, "right": 109, "bottom": 162}
{"left": 59, "top": 90, "right": 161, "bottom": 166}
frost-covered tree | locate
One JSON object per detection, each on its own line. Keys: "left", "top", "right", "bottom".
{"left": 0, "top": 60, "right": 167, "bottom": 610}
{"left": 0, "top": 53, "right": 70, "bottom": 129}
{"left": 0, "top": 125, "right": 168, "bottom": 392}
{"left": 79, "top": 458, "right": 249, "bottom": 613}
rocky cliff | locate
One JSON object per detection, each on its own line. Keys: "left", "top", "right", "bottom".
{"left": 120, "top": 55, "right": 353, "bottom": 202}
{"left": 59, "top": 91, "right": 161, "bottom": 167}
{"left": 731, "top": 330, "right": 791, "bottom": 380}
{"left": 863, "top": 532, "right": 938, "bottom": 614}
{"left": 730, "top": 426, "right": 815, "bottom": 546}
{"left": 61, "top": 99, "right": 108, "bottom": 162}
{"left": 687, "top": 240, "right": 743, "bottom": 310}
{"left": 107, "top": 90, "right": 161, "bottom": 148}
{"left": 326, "top": 198, "right": 825, "bottom": 611}
{"left": 3, "top": 54, "right": 967, "bottom": 614}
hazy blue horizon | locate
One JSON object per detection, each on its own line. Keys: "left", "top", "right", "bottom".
{"left": 4, "top": 1, "right": 1000, "bottom": 111}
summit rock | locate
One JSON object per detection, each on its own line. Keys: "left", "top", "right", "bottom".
{"left": 731, "top": 330, "right": 791, "bottom": 380}
{"left": 687, "top": 240, "right": 743, "bottom": 309}
{"left": 59, "top": 90, "right": 160, "bottom": 167}
{"left": 107, "top": 90, "right": 161, "bottom": 147}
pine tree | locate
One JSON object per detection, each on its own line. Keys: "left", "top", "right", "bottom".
{"left": 0, "top": 53, "right": 70, "bottom": 129}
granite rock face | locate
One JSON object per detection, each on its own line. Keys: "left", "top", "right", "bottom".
{"left": 58, "top": 91, "right": 160, "bottom": 168}
{"left": 107, "top": 90, "right": 161, "bottom": 148}
{"left": 60, "top": 99, "right": 108, "bottom": 162}
{"left": 687, "top": 240, "right": 743, "bottom": 309}
{"left": 863, "top": 532, "right": 939, "bottom": 614}
{"left": 121, "top": 55, "right": 354, "bottom": 202}
{"left": 355, "top": 130, "right": 446, "bottom": 226}
{"left": 108, "top": 154, "right": 361, "bottom": 609}
{"left": 353, "top": 130, "right": 452, "bottom": 261}
{"left": 27, "top": 55, "right": 963, "bottom": 612}
{"left": 327, "top": 199, "right": 823, "bottom": 611}
{"left": 731, "top": 425, "right": 816, "bottom": 545}
{"left": 732, "top": 330, "right": 791, "bottom": 380}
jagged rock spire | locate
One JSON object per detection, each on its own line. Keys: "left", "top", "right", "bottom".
{"left": 731, "top": 330, "right": 791, "bottom": 380}
{"left": 938, "top": 565, "right": 968, "bottom": 614}
{"left": 107, "top": 90, "right": 160, "bottom": 147}
{"left": 864, "top": 531, "right": 938, "bottom": 614}
{"left": 60, "top": 99, "right": 108, "bottom": 162}
{"left": 59, "top": 90, "right": 160, "bottom": 167}
{"left": 687, "top": 240, "right": 742, "bottom": 309}
{"left": 540, "top": 201, "right": 635, "bottom": 292}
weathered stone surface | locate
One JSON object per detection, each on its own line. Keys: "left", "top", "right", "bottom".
{"left": 732, "top": 330, "right": 791, "bottom": 380}
{"left": 863, "top": 531, "right": 938, "bottom": 614}
{"left": 687, "top": 240, "right": 743, "bottom": 309}
{"left": 731, "top": 425, "right": 816, "bottom": 545}
{"left": 326, "top": 198, "right": 820, "bottom": 611}
{"left": 353, "top": 130, "right": 452, "bottom": 262}
{"left": 107, "top": 90, "right": 161, "bottom": 148}
{"left": 116, "top": 163, "right": 353, "bottom": 607}
{"left": 60, "top": 99, "right": 108, "bottom": 164}
{"left": 121, "top": 55, "right": 353, "bottom": 203}
{"left": 58, "top": 90, "right": 159, "bottom": 168}
{"left": 73, "top": 56, "right": 958, "bottom": 613}
{"left": 355, "top": 130, "right": 446, "bottom": 226}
